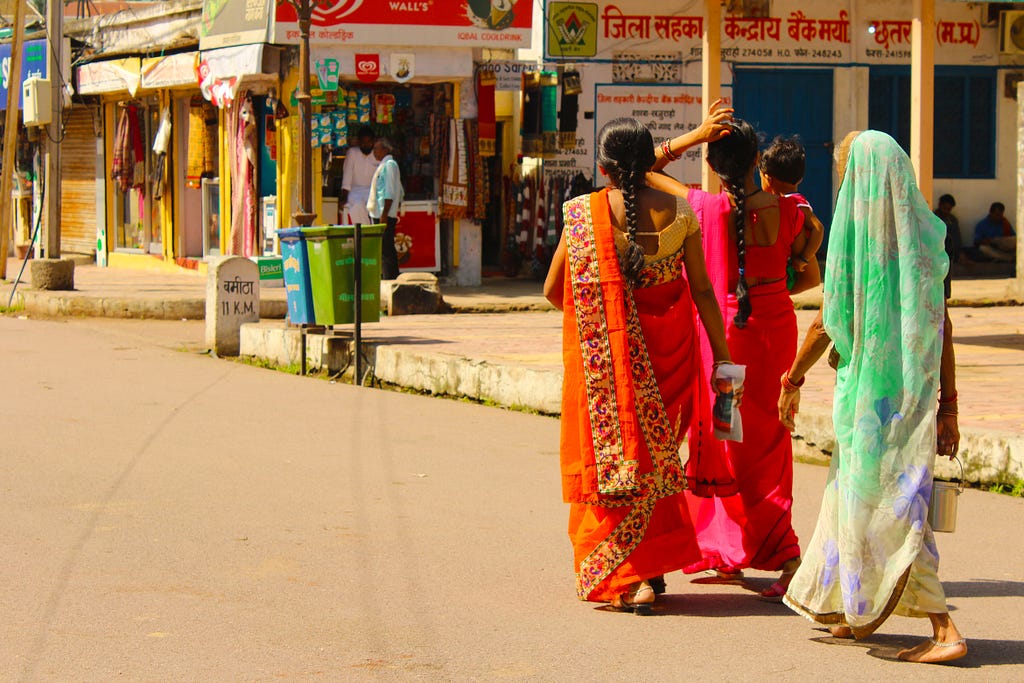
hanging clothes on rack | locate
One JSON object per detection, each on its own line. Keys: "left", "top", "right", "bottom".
{"left": 111, "top": 103, "right": 144, "bottom": 193}
{"left": 441, "top": 117, "right": 469, "bottom": 219}
{"left": 540, "top": 71, "right": 559, "bottom": 158}
{"left": 151, "top": 106, "right": 172, "bottom": 200}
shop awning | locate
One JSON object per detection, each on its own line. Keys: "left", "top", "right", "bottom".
{"left": 77, "top": 58, "right": 143, "bottom": 98}
{"left": 141, "top": 52, "right": 199, "bottom": 91}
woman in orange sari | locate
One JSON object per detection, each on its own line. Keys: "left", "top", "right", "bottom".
{"left": 544, "top": 118, "right": 734, "bottom": 613}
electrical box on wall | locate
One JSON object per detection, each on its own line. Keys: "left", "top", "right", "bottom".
{"left": 22, "top": 78, "right": 52, "bottom": 127}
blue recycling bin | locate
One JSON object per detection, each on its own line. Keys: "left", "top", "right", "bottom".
{"left": 277, "top": 227, "right": 316, "bottom": 325}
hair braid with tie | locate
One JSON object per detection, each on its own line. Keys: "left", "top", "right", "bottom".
{"left": 596, "top": 118, "right": 657, "bottom": 285}
{"left": 707, "top": 119, "right": 759, "bottom": 328}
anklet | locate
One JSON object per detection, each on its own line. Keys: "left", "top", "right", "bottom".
{"left": 928, "top": 637, "right": 966, "bottom": 647}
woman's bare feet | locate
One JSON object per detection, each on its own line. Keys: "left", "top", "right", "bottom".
{"left": 897, "top": 612, "right": 967, "bottom": 664}
{"left": 828, "top": 625, "right": 853, "bottom": 638}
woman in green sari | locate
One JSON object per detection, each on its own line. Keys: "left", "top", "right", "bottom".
{"left": 777, "top": 131, "right": 966, "bottom": 664}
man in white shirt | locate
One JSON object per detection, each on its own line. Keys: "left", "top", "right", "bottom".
{"left": 367, "top": 137, "right": 404, "bottom": 280}
{"left": 339, "top": 126, "right": 379, "bottom": 225}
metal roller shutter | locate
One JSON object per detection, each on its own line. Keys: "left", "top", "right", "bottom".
{"left": 60, "top": 106, "right": 99, "bottom": 255}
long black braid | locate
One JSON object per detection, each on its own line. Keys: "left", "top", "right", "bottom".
{"left": 596, "top": 118, "right": 657, "bottom": 285}
{"left": 707, "top": 120, "right": 759, "bottom": 328}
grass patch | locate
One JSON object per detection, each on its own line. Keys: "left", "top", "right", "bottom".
{"left": 0, "top": 301, "right": 25, "bottom": 315}
{"left": 981, "top": 479, "right": 1024, "bottom": 498}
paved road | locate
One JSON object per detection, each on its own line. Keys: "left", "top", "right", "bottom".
{"left": 2, "top": 317, "right": 1023, "bottom": 680}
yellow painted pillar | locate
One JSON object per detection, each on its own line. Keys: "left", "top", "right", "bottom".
{"left": 219, "top": 106, "right": 232, "bottom": 252}
{"left": 702, "top": 0, "right": 722, "bottom": 193}
{"left": 159, "top": 90, "right": 175, "bottom": 261}
{"left": 278, "top": 70, "right": 298, "bottom": 228}
{"left": 911, "top": 0, "right": 935, "bottom": 205}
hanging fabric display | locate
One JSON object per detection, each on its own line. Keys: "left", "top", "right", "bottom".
{"left": 521, "top": 71, "right": 542, "bottom": 157}
{"left": 151, "top": 106, "right": 172, "bottom": 200}
{"left": 441, "top": 118, "right": 469, "bottom": 219}
{"left": 111, "top": 103, "right": 145, "bottom": 193}
{"left": 540, "top": 71, "right": 559, "bottom": 158}
{"left": 187, "top": 99, "right": 218, "bottom": 189}
{"left": 477, "top": 69, "right": 496, "bottom": 157}
{"left": 464, "top": 118, "right": 487, "bottom": 220}
{"left": 559, "top": 69, "right": 581, "bottom": 150}
{"left": 111, "top": 105, "right": 134, "bottom": 193}
{"left": 130, "top": 105, "right": 146, "bottom": 190}
{"left": 229, "top": 92, "right": 258, "bottom": 257}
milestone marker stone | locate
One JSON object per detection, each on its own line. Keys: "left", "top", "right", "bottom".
{"left": 206, "top": 256, "right": 260, "bottom": 356}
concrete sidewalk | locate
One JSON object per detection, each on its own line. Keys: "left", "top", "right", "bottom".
{"left": 237, "top": 307, "right": 1022, "bottom": 486}
{"left": 2, "top": 261, "right": 1021, "bottom": 318}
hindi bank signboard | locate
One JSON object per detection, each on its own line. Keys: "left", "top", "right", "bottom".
{"left": 546, "top": 0, "right": 999, "bottom": 65}
{"left": 275, "top": 0, "right": 533, "bottom": 48}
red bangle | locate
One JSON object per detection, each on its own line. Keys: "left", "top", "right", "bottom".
{"left": 938, "top": 391, "right": 958, "bottom": 404}
{"left": 661, "top": 139, "right": 681, "bottom": 162}
{"left": 781, "top": 372, "right": 805, "bottom": 393}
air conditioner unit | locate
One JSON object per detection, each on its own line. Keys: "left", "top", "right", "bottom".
{"left": 22, "top": 78, "right": 52, "bottom": 127}
{"left": 999, "top": 10, "right": 1024, "bottom": 54}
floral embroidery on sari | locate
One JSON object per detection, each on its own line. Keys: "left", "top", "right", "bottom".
{"left": 564, "top": 195, "right": 637, "bottom": 494}
{"left": 576, "top": 499, "right": 655, "bottom": 599}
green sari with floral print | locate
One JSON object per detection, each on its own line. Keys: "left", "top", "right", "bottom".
{"left": 784, "top": 131, "right": 950, "bottom": 638}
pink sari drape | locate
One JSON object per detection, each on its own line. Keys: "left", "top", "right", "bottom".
{"left": 684, "top": 189, "right": 802, "bottom": 573}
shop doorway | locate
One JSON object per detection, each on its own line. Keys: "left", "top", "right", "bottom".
{"left": 733, "top": 68, "right": 834, "bottom": 249}
{"left": 481, "top": 121, "right": 505, "bottom": 269}
{"left": 177, "top": 97, "right": 203, "bottom": 258}
{"left": 111, "top": 98, "right": 162, "bottom": 254}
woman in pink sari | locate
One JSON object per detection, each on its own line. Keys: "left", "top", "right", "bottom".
{"left": 654, "top": 118, "right": 821, "bottom": 599}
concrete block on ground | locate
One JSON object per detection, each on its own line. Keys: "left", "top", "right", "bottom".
{"left": 206, "top": 257, "right": 260, "bottom": 356}
{"left": 29, "top": 258, "right": 75, "bottom": 291}
{"left": 387, "top": 272, "right": 443, "bottom": 315}
{"left": 371, "top": 345, "right": 563, "bottom": 414}
{"left": 240, "top": 323, "right": 354, "bottom": 374}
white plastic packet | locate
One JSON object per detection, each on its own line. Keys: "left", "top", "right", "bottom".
{"left": 712, "top": 364, "right": 745, "bottom": 442}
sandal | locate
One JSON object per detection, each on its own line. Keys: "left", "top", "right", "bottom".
{"left": 714, "top": 566, "right": 745, "bottom": 582}
{"left": 759, "top": 570, "right": 797, "bottom": 602}
{"left": 607, "top": 581, "right": 655, "bottom": 615}
{"left": 648, "top": 575, "right": 667, "bottom": 595}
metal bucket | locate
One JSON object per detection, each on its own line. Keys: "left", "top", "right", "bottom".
{"left": 928, "top": 456, "right": 964, "bottom": 533}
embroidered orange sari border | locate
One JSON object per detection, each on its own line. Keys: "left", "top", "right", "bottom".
{"left": 564, "top": 194, "right": 638, "bottom": 494}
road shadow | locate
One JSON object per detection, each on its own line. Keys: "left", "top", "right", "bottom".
{"left": 942, "top": 579, "right": 1024, "bottom": 598}
{"left": 809, "top": 632, "right": 1024, "bottom": 668}
{"left": 953, "top": 334, "right": 1024, "bottom": 350}
{"left": 600, "top": 591, "right": 796, "bottom": 619}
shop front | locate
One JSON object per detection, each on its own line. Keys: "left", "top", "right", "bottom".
{"left": 77, "top": 52, "right": 210, "bottom": 271}
{"left": 273, "top": 0, "right": 533, "bottom": 285}
{"left": 542, "top": 0, "right": 1022, "bottom": 248}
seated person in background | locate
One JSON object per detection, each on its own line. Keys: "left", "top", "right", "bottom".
{"left": 758, "top": 136, "right": 825, "bottom": 286}
{"left": 974, "top": 201, "right": 1016, "bottom": 262}
{"left": 934, "top": 194, "right": 965, "bottom": 299}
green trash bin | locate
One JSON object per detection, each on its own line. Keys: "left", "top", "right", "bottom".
{"left": 303, "top": 224, "right": 385, "bottom": 325}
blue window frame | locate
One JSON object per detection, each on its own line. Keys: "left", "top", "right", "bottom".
{"left": 868, "top": 66, "right": 996, "bottom": 179}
